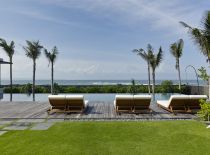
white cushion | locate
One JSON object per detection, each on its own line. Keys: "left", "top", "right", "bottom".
{"left": 66, "top": 95, "right": 84, "bottom": 99}
{"left": 189, "top": 95, "right": 208, "bottom": 99}
{"left": 157, "top": 100, "right": 170, "bottom": 108}
{"left": 48, "top": 95, "right": 65, "bottom": 100}
{"left": 115, "top": 95, "right": 133, "bottom": 100}
{"left": 134, "top": 95, "right": 151, "bottom": 99}
{"left": 169, "top": 95, "right": 189, "bottom": 103}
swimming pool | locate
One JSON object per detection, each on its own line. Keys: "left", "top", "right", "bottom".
{"left": 0, "top": 93, "right": 176, "bottom": 102}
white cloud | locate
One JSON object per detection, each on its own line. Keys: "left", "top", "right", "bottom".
{"left": 36, "top": 0, "right": 204, "bottom": 34}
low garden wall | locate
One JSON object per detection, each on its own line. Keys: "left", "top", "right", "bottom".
{"left": 188, "top": 85, "right": 209, "bottom": 96}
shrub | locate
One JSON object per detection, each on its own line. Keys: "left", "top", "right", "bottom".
{"left": 160, "top": 80, "right": 174, "bottom": 93}
{"left": 20, "top": 83, "right": 32, "bottom": 94}
{"left": 54, "top": 83, "right": 63, "bottom": 94}
{"left": 180, "top": 85, "right": 191, "bottom": 94}
{"left": 35, "top": 86, "right": 49, "bottom": 93}
{"left": 127, "top": 79, "right": 138, "bottom": 95}
{"left": 197, "top": 99, "right": 210, "bottom": 121}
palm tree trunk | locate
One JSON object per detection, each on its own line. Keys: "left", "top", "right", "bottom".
{"left": 147, "top": 62, "right": 151, "bottom": 94}
{"left": 177, "top": 59, "right": 181, "bottom": 91}
{"left": 51, "top": 62, "right": 54, "bottom": 94}
{"left": 32, "top": 60, "right": 36, "bottom": 101}
{"left": 152, "top": 69, "right": 155, "bottom": 101}
{"left": 10, "top": 58, "right": 12, "bottom": 102}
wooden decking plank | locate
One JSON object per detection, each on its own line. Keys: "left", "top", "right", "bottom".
{"left": 0, "top": 101, "right": 196, "bottom": 120}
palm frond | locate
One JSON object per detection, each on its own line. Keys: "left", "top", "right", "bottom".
{"left": 170, "top": 39, "right": 184, "bottom": 59}
{"left": 23, "top": 40, "right": 43, "bottom": 60}
{"left": 202, "top": 11, "right": 210, "bottom": 35}
{"left": 0, "top": 38, "right": 15, "bottom": 59}
{"left": 44, "top": 46, "right": 59, "bottom": 65}
{"left": 147, "top": 44, "right": 153, "bottom": 52}
{"left": 149, "top": 47, "right": 163, "bottom": 71}
{"left": 177, "top": 39, "right": 184, "bottom": 58}
{"left": 180, "top": 11, "right": 210, "bottom": 63}
{"left": 156, "top": 47, "right": 163, "bottom": 67}
{"left": 180, "top": 21, "right": 192, "bottom": 29}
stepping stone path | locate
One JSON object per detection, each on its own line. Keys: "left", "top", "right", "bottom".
{"left": 30, "top": 122, "right": 55, "bottom": 130}
{"left": 0, "top": 131, "right": 7, "bottom": 136}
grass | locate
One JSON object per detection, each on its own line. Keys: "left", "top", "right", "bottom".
{"left": 0, "top": 121, "right": 209, "bottom": 155}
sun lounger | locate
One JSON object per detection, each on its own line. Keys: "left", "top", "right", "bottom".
{"left": 187, "top": 95, "right": 208, "bottom": 112}
{"left": 114, "top": 95, "right": 133, "bottom": 114}
{"left": 66, "top": 95, "right": 88, "bottom": 113}
{"left": 157, "top": 95, "right": 189, "bottom": 113}
{"left": 133, "top": 95, "right": 152, "bottom": 113}
{"left": 48, "top": 95, "right": 66, "bottom": 113}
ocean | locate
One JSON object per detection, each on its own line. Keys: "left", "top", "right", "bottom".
{"left": 0, "top": 79, "right": 206, "bottom": 86}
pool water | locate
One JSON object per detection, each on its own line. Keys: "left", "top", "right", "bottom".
{"left": 0, "top": 93, "right": 175, "bottom": 102}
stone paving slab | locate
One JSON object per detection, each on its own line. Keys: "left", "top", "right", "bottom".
{"left": 17, "top": 119, "right": 46, "bottom": 123}
{"left": 30, "top": 122, "right": 55, "bottom": 130}
{"left": 0, "top": 131, "right": 8, "bottom": 136}
{"left": 46, "top": 119, "right": 65, "bottom": 123}
{"left": 0, "top": 120, "right": 14, "bottom": 125}
{"left": 3, "top": 122, "right": 32, "bottom": 130}
{"left": 3, "top": 126, "right": 29, "bottom": 130}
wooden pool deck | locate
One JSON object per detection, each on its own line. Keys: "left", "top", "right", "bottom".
{"left": 0, "top": 101, "right": 197, "bottom": 120}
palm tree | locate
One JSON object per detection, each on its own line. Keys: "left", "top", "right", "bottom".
{"left": 150, "top": 47, "right": 163, "bottom": 100}
{"left": 170, "top": 39, "right": 184, "bottom": 90}
{"left": 44, "top": 46, "right": 58, "bottom": 94}
{"left": 0, "top": 38, "right": 15, "bottom": 101}
{"left": 133, "top": 44, "right": 153, "bottom": 94}
{"left": 180, "top": 11, "right": 210, "bottom": 63}
{"left": 23, "top": 40, "right": 43, "bottom": 101}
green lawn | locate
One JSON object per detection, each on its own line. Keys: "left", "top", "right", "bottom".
{"left": 0, "top": 121, "right": 209, "bottom": 155}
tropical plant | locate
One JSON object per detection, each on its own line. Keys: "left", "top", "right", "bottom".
{"left": 53, "top": 82, "right": 62, "bottom": 94}
{"left": 128, "top": 79, "right": 138, "bottom": 95}
{"left": 20, "top": 83, "right": 32, "bottom": 95}
{"left": 23, "top": 40, "right": 43, "bottom": 101}
{"left": 180, "top": 11, "right": 210, "bottom": 63}
{"left": 0, "top": 38, "right": 15, "bottom": 101}
{"left": 133, "top": 44, "right": 153, "bottom": 94}
{"left": 150, "top": 47, "right": 163, "bottom": 100}
{"left": 198, "top": 66, "right": 209, "bottom": 83}
{"left": 170, "top": 39, "right": 184, "bottom": 90}
{"left": 44, "top": 46, "right": 58, "bottom": 94}
{"left": 161, "top": 80, "right": 174, "bottom": 93}
{"left": 197, "top": 99, "right": 210, "bottom": 121}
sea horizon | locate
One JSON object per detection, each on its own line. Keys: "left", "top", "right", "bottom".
{"left": 0, "top": 79, "right": 206, "bottom": 86}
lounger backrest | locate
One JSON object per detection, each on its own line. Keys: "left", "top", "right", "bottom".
{"left": 169, "top": 95, "right": 190, "bottom": 107}
{"left": 48, "top": 95, "right": 66, "bottom": 107}
{"left": 66, "top": 95, "right": 84, "bottom": 107}
{"left": 115, "top": 95, "right": 133, "bottom": 106}
{"left": 133, "top": 95, "right": 151, "bottom": 107}
{"left": 189, "top": 95, "right": 208, "bottom": 106}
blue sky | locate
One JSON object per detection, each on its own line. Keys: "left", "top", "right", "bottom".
{"left": 0, "top": 0, "right": 209, "bottom": 80}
